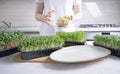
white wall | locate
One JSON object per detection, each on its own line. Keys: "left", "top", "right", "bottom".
{"left": 79, "top": 0, "right": 120, "bottom": 25}
{"left": 0, "top": 0, "right": 38, "bottom": 27}
{"left": 0, "top": 0, "right": 120, "bottom": 28}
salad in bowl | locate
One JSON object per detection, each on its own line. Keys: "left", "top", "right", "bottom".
{"left": 57, "top": 16, "right": 72, "bottom": 27}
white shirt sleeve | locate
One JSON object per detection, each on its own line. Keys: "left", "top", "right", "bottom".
{"left": 73, "top": 0, "right": 82, "bottom": 5}
{"left": 35, "top": 0, "right": 44, "bottom": 3}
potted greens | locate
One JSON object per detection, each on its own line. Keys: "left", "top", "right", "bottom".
{"left": 94, "top": 35, "right": 120, "bottom": 57}
{"left": 0, "top": 31, "right": 25, "bottom": 57}
{"left": 19, "top": 36, "right": 64, "bottom": 60}
{"left": 56, "top": 31, "right": 86, "bottom": 46}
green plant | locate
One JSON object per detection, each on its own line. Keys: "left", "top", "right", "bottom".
{"left": 19, "top": 36, "right": 64, "bottom": 52}
{"left": 94, "top": 35, "right": 120, "bottom": 50}
{"left": 56, "top": 31, "right": 86, "bottom": 42}
{"left": 0, "top": 31, "right": 25, "bottom": 50}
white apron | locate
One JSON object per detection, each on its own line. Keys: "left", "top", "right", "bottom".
{"left": 37, "top": 0, "right": 81, "bottom": 36}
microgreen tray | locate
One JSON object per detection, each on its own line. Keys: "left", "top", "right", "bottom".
{"left": 20, "top": 47, "right": 62, "bottom": 60}
{"left": 0, "top": 47, "right": 18, "bottom": 57}
{"left": 64, "top": 41, "right": 85, "bottom": 47}
{"left": 93, "top": 43, "right": 120, "bottom": 57}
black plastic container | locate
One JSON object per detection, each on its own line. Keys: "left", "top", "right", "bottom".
{"left": 64, "top": 41, "right": 85, "bottom": 47}
{"left": 21, "top": 47, "right": 62, "bottom": 60}
{"left": 93, "top": 43, "right": 120, "bottom": 57}
{"left": 0, "top": 47, "right": 18, "bottom": 57}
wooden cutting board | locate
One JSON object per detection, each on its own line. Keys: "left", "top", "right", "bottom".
{"left": 13, "top": 54, "right": 58, "bottom": 63}
{"left": 13, "top": 54, "right": 105, "bottom": 63}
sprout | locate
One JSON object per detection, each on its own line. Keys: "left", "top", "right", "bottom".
{"left": 56, "top": 31, "right": 86, "bottom": 42}
{"left": 94, "top": 35, "right": 120, "bottom": 50}
{"left": 57, "top": 16, "right": 72, "bottom": 27}
{"left": 19, "top": 36, "right": 64, "bottom": 52}
{"left": 0, "top": 31, "right": 25, "bottom": 50}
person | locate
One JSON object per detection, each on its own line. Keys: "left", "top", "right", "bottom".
{"left": 35, "top": 0, "right": 82, "bottom": 36}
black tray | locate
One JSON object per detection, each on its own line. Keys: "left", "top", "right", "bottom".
{"left": 21, "top": 47, "right": 62, "bottom": 60}
{"left": 0, "top": 47, "right": 18, "bottom": 57}
{"left": 64, "top": 41, "right": 85, "bottom": 47}
{"left": 93, "top": 43, "right": 120, "bottom": 57}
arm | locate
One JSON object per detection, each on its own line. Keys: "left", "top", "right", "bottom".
{"left": 72, "top": 5, "right": 81, "bottom": 21}
{"left": 35, "top": 2, "right": 54, "bottom": 25}
{"left": 35, "top": 2, "right": 44, "bottom": 21}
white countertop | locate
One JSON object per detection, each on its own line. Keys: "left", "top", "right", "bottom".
{"left": 0, "top": 54, "right": 120, "bottom": 74}
{"left": 76, "top": 27, "right": 120, "bottom": 32}
{"left": 0, "top": 41, "right": 120, "bottom": 74}
{"left": 0, "top": 27, "right": 40, "bottom": 32}
{"left": 1, "top": 27, "right": 120, "bottom": 32}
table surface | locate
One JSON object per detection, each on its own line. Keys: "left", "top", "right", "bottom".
{"left": 0, "top": 41, "right": 120, "bottom": 74}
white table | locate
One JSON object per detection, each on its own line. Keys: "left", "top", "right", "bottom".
{"left": 0, "top": 42, "right": 120, "bottom": 74}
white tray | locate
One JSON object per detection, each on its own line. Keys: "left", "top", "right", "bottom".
{"left": 50, "top": 45, "right": 111, "bottom": 63}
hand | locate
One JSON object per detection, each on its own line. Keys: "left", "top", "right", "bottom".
{"left": 40, "top": 10, "right": 54, "bottom": 25}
